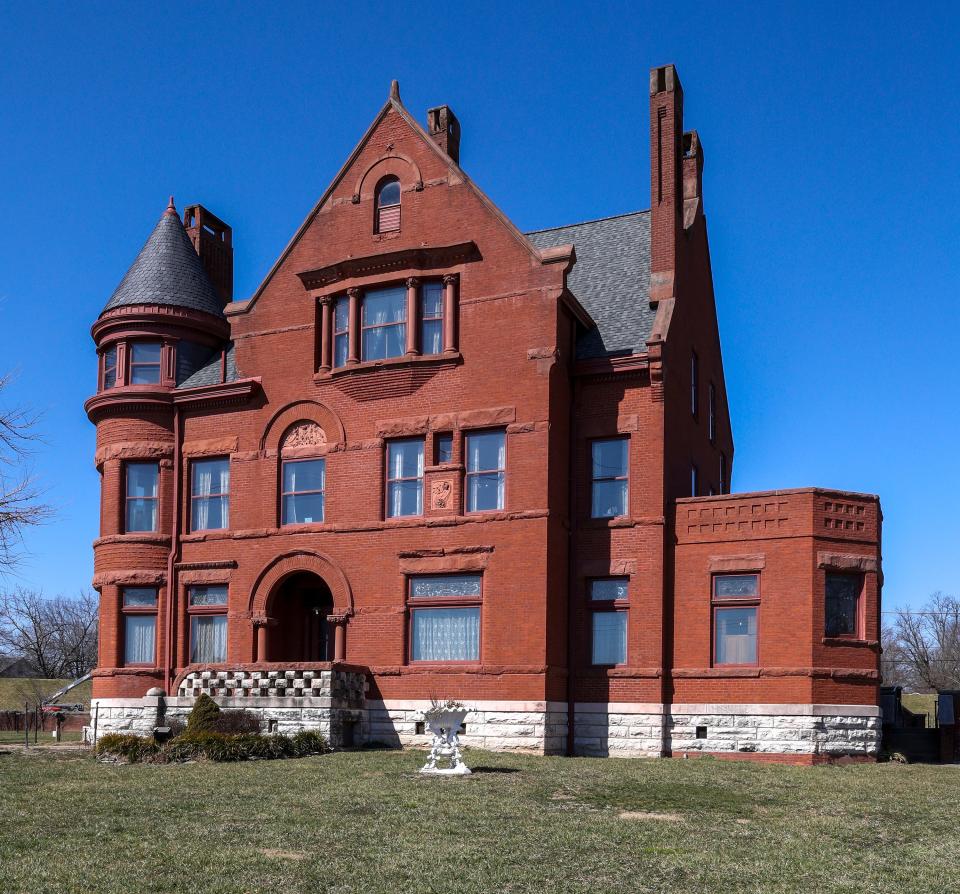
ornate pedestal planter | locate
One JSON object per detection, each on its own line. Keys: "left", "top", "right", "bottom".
{"left": 420, "top": 703, "right": 471, "bottom": 775}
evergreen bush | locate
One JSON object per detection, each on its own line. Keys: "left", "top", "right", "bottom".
{"left": 186, "top": 693, "right": 221, "bottom": 732}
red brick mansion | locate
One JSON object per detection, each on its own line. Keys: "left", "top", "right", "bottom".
{"left": 86, "top": 66, "right": 882, "bottom": 761}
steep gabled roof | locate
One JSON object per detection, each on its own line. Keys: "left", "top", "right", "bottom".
{"left": 526, "top": 211, "right": 653, "bottom": 360}
{"left": 102, "top": 202, "right": 224, "bottom": 318}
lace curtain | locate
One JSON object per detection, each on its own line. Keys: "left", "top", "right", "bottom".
{"left": 387, "top": 440, "right": 423, "bottom": 517}
{"left": 362, "top": 287, "right": 406, "bottom": 360}
{"left": 124, "top": 615, "right": 156, "bottom": 664}
{"left": 412, "top": 608, "right": 480, "bottom": 661}
{"left": 192, "top": 459, "right": 229, "bottom": 530}
{"left": 191, "top": 615, "right": 227, "bottom": 663}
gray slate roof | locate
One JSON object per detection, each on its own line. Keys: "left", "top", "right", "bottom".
{"left": 102, "top": 209, "right": 225, "bottom": 318}
{"left": 526, "top": 210, "right": 653, "bottom": 360}
{"left": 177, "top": 342, "right": 239, "bottom": 389}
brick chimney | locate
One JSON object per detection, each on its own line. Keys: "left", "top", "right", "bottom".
{"left": 427, "top": 105, "right": 461, "bottom": 164}
{"left": 648, "top": 64, "right": 683, "bottom": 303}
{"left": 183, "top": 205, "right": 233, "bottom": 306}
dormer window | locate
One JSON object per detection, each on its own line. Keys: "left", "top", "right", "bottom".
{"left": 130, "top": 342, "right": 162, "bottom": 384}
{"left": 374, "top": 176, "right": 401, "bottom": 233}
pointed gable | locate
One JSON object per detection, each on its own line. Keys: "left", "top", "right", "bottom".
{"left": 102, "top": 204, "right": 224, "bottom": 318}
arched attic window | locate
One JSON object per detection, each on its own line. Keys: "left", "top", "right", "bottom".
{"left": 374, "top": 176, "right": 401, "bottom": 234}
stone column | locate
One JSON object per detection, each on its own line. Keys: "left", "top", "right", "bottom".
{"left": 347, "top": 288, "right": 361, "bottom": 364}
{"left": 405, "top": 277, "right": 419, "bottom": 356}
{"left": 442, "top": 274, "right": 457, "bottom": 354}
{"left": 328, "top": 613, "right": 348, "bottom": 661}
{"left": 318, "top": 297, "right": 333, "bottom": 373}
{"left": 254, "top": 617, "right": 269, "bottom": 662}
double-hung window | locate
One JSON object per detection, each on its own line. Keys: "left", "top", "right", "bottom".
{"left": 281, "top": 458, "right": 325, "bottom": 524}
{"left": 590, "top": 578, "right": 629, "bottom": 665}
{"left": 408, "top": 574, "right": 481, "bottom": 662}
{"left": 333, "top": 296, "right": 349, "bottom": 369}
{"left": 465, "top": 430, "right": 505, "bottom": 512}
{"left": 825, "top": 573, "right": 862, "bottom": 638}
{"left": 130, "top": 342, "right": 162, "bottom": 384}
{"left": 713, "top": 574, "right": 759, "bottom": 665}
{"left": 122, "top": 587, "right": 157, "bottom": 666}
{"left": 420, "top": 281, "right": 444, "bottom": 355}
{"left": 102, "top": 346, "right": 118, "bottom": 389}
{"left": 362, "top": 285, "right": 407, "bottom": 361}
{"left": 125, "top": 461, "right": 158, "bottom": 532}
{"left": 191, "top": 457, "right": 230, "bottom": 531}
{"left": 386, "top": 439, "right": 424, "bottom": 517}
{"left": 591, "top": 438, "right": 628, "bottom": 518}
{"left": 188, "top": 585, "right": 228, "bottom": 664}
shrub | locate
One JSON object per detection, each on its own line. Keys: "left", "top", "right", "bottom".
{"left": 95, "top": 733, "right": 160, "bottom": 763}
{"left": 186, "top": 693, "right": 221, "bottom": 732}
{"left": 211, "top": 709, "right": 262, "bottom": 735}
{"left": 291, "top": 730, "right": 330, "bottom": 757}
{"left": 165, "top": 717, "right": 187, "bottom": 738}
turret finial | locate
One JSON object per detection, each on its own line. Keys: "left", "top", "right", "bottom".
{"left": 390, "top": 80, "right": 401, "bottom": 102}
{"left": 165, "top": 195, "right": 177, "bottom": 215}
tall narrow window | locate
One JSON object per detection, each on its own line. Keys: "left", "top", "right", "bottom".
{"left": 374, "top": 176, "right": 401, "bottom": 233}
{"left": 435, "top": 432, "right": 453, "bottom": 464}
{"left": 691, "top": 463, "right": 699, "bottom": 497}
{"left": 122, "top": 587, "right": 157, "bottom": 666}
{"left": 386, "top": 438, "right": 424, "bottom": 517}
{"left": 409, "top": 574, "right": 481, "bottom": 662}
{"left": 591, "top": 438, "right": 628, "bottom": 518}
{"left": 825, "top": 573, "right": 862, "bottom": 638}
{"left": 709, "top": 382, "right": 717, "bottom": 442}
{"left": 691, "top": 350, "right": 699, "bottom": 418}
{"left": 590, "top": 578, "right": 628, "bottom": 665}
{"left": 130, "top": 342, "right": 162, "bottom": 384}
{"left": 125, "top": 461, "right": 158, "bottom": 533}
{"left": 713, "top": 573, "right": 759, "bottom": 666}
{"left": 102, "top": 345, "right": 118, "bottom": 389}
{"left": 466, "top": 430, "right": 505, "bottom": 512}
{"left": 720, "top": 452, "right": 729, "bottom": 495}
{"left": 362, "top": 286, "right": 407, "bottom": 361}
{"left": 191, "top": 457, "right": 230, "bottom": 531}
{"left": 420, "top": 281, "right": 444, "bottom": 355}
{"left": 282, "top": 458, "right": 325, "bottom": 524}
{"left": 333, "top": 296, "right": 349, "bottom": 369}
{"left": 188, "top": 585, "right": 228, "bottom": 664}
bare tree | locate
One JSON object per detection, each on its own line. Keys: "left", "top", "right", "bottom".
{"left": 884, "top": 592, "right": 960, "bottom": 692}
{"left": 0, "top": 589, "right": 98, "bottom": 679}
{"left": 0, "top": 371, "right": 51, "bottom": 572}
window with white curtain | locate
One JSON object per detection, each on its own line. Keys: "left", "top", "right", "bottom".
{"left": 420, "top": 281, "right": 444, "bottom": 355}
{"left": 122, "top": 587, "right": 157, "bottom": 665}
{"left": 590, "top": 578, "right": 628, "bottom": 665}
{"left": 125, "top": 461, "right": 158, "bottom": 532}
{"left": 591, "top": 438, "right": 628, "bottom": 518}
{"left": 386, "top": 439, "right": 423, "bottom": 517}
{"left": 465, "top": 430, "right": 505, "bottom": 512}
{"left": 281, "top": 458, "right": 325, "bottom": 524}
{"left": 333, "top": 296, "right": 349, "bottom": 368}
{"left": 362, "top": 286, "right": 407, "bottom": 361}
{"left": 191, "top": 457, "right": 229, "bottom": 531}
{"left": 408, "top": 574, "right": 482, "bottom": 662}
{"left": 189, "top": 585, "right": 228, "bottom": 664}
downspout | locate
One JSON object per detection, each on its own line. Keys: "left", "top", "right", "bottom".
{"left": 164, "top": 404, "right": 183, "bottom": 694}
{"left": 565, "top": 321, "right": 578, "bottom": 757}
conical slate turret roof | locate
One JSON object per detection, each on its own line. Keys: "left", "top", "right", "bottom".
{"left": 101, "top": 201, "right": 225, "bottom": 317}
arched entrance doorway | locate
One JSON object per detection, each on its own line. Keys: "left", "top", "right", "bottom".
{"left": 265, "top": 572, "right": 334, "bottom": 662}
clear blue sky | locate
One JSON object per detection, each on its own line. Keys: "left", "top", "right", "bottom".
{"left": 0, "top": 2, "right": 957, "bottom": 612}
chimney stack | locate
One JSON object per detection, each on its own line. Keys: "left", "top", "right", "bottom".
{"left": 648, "top": 64, "right": 683, "bottom": 303}
{"left": 427, "top": 105, "right": 461, "bottom": 164}
{"left": 183, "top": 205, "right": 233, "bottom": 306}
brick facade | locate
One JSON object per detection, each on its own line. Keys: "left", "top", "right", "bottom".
{"left": 85, "top": 68, "right": 882, "bottom": 762}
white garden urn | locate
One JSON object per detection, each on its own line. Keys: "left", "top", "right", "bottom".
{"left": 419, "top": 704, "right": 471, "bottom": 775}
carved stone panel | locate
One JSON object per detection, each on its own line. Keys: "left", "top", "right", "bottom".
{"left": 431, "top": 478, "right": 454, "bottom": 510}
{"left": 282, "top": 422, "right": 327, "bottom": 452}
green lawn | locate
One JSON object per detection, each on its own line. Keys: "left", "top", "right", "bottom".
{"left": 0, "top": 749, "right": 957, "bottom": 894}
{"left": 0, "top": 678, "right": 92, "bottom": 711}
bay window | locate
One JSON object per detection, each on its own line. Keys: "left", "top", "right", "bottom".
{"left": 408, "top": 574, "right": 481, "bottom": 662}
{"left": 281, "top": 458, "right": 325, "bottom": 524}
{"left": 188, "top": 584, "right": 228, "bottom": 664}
{"left": 420, "top": 281, "right": 444, "bottom": 355}
{"left": 591, "top": 438, "right": 628, "bottom": 518}
{"left": 124, "top": 461, "right": 158, "bottom": 532}
{"left": 386, "top": 438, "right": 424, "bottom": 517}
{"left": 713, "top": 573, "right": 759, "bottom": 665}
{"left": 333, "top": 296, "right": 349, "bottom": 369}
{"left": 590, "top": 578, "right": 628, "bottom": 665}
{"left": 130, "top": 342, "right": 162, "bottom": 384}
{"left": 190, "top": 457, "right": 230, "bottom": 531}
{"left": 466, "top": 430, "right": 505, "bottom": 512}
{"left": 122, "top": 587, "right": 157, "bottom": 666}
{"left": 825, "top": 573, "right": 862, "bottom": 638}
{"left": 362, "top": 285, "right": 407, "bottom": 361}
{"left": 102, "top": 346, "right": 118, "bottom": 389}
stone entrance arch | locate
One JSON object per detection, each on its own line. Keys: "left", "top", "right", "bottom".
{"left": 249, "top": 551, "right": 354, "bottom": 662}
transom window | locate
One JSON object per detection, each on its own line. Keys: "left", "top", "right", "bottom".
{"left": 590, "top": 578, "right": 629, "bottom": 665}
{"left": 712, "top": 573, "right": 759, "bottom": 666}
{"left": 375, "top": 176, "right": 401, "bottom": 233}
{"left": 591, "top": 438, "right": 628, "bottom": 518}
{"left": 130, "top": 342, "right": 162, "bottom": 384}
{"left": 408, "top": 574, "right": 481, "bottom": 662}
{"left": 125, "top": 461, "right": 158, "bottom": 533}
{"left": 362, "top": 285, "right": 407, "bottom": 361}
{"left": 466, "top": 430, "right": 505, "bottom": 512}
{"left": 386, "top": 438, "right": 424, "bottom": 517}
{"left": 282, "top": 458, "right": 325, "bottom": 525}
{"left": 122, "top": 587, "right": 157, "bottom": 666}
{"left": 191, "top": 457, "right": 230, "bottom": 531}
{"left": 188, "top": 584, "right": 228, "bottom": 664}
{"left": 420, "top": 281, "right": 444, "bottom": 355}
{"left": 825, "top": 573, "right": 862, "bottom": 638}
